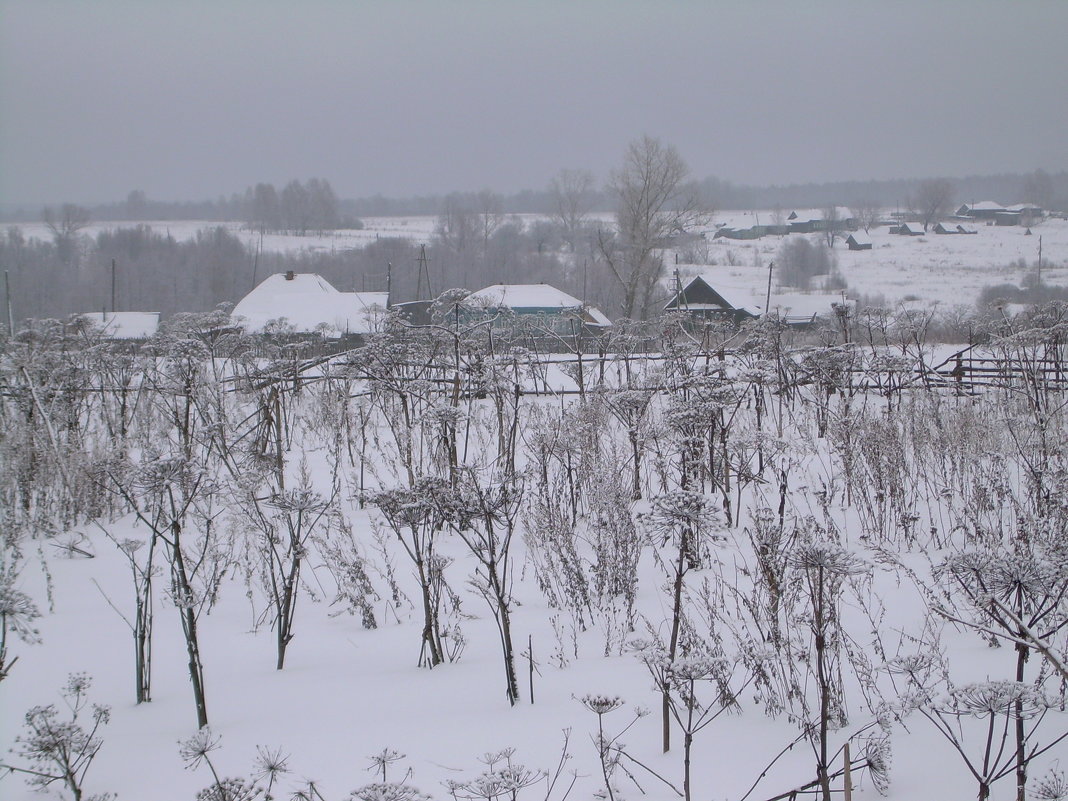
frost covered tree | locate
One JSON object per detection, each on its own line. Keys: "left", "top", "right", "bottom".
{"left": 549, "top": 168, "right": 596, "bottom": 252}
{"left": 911, "top": 177, "right": 955, "bottom": 232}
{"left": 599, "top": 135, "right": 706, "bottom": 319}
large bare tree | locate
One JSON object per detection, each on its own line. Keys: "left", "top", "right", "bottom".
{"left": 599, "top": 136, "right": 706, "bottom": 320}
{"left": 912, "top": 178, "right": 956, "bottom": 232}
{"left": 549, "top": 168, "right": 595, "bottom": 252}
{"left": 849, "top": 200, "right": 881, "bottom": 233}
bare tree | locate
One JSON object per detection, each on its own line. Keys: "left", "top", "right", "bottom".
{"left": 911, "top": 178, "right": 955, "bottom": 232}
{"left": 550, "top": 168, "right": 595, "bottom": 251}
{"left": 599, "top": 136, "right": 706, "bottom": 320}
{"left": 821, "top": 206, "right": 841, "bottom": 248}
{"left": 42, "top": 204, "right": 90, "bottom": 264}
{"left": 475, "top": 189, "right": 505, "bottom": 255}
{"left": 849, "top": 200, "right": 881, "bottom": 233}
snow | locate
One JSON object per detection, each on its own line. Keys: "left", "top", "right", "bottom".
{"left": 2, "top": 342, "right": 1067, "bottom": 801}
{"left": 961, "top": 200, "right": 1006, "bottom": 212}
{"left": 74, "top": 311, "right": 160, "bottom": 339}
{"left": 466, "top": 284, "right": 586, "bottom": 310}
{"left": 232, "top": 273, "right": 388, "bottom": 335}
{"left": 688, "top": 213, "right": 1066, "bottom": 308}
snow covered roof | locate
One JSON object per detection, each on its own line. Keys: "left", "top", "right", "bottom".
{"left": 846, "top": 231, "right": 872, "bottom": 245}
{"left": 465, "top": 283, "right": 612, "bottom": 327}
{"left": 964, "top": 201, "right": 1005, "bottom": 212}
{"left": 466, "top": 284, "right": 584, "bottom": 309}
{"left": 897, "top": 221, "right": 925, "bottom": 235}
{"left": 76, "top": 311, "right": 160, "bottom": 339}
{"left": 673, "top": 276, "right": 763, "bottom": 316}
{"left": 762, "top": 293, "right": 848, "bottom": 321}
{"left": 232, "top": 273, "right": 387, "bottom": 336}
{"left": 584, "top": 306, "right": 613, "bottom": 327}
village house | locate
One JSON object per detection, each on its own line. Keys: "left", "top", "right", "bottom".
{"left": 664, "top": 275, "right": 848, "bottom": 328}
{"left": 957, "top": 201, "right": 1006, "bottom": 220}
{"left": 846, "top": 232, "right": 873, "bottom": 250}
{"left": 231, "top": 271, "right": 388, "bottom": 339}
{"left": 460, "top": 283, "right": 611, "bottom": 335}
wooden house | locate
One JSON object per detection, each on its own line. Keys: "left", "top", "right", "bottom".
{"left": 845, "top": 232, "right": 873, "bottom": 250}
{"left": 957, "top": 201, "right": 1006, "bottom": 220}
{"left": 665, "top": 275, "right": 849, "bottom": 328}
{"left": 461, "top": 283, "right": 611, "bottom": 334}
{"left": 663, "top": 275, "right": 761, "bottom": 325}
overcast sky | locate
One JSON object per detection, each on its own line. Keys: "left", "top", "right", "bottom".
{"left": 2, "top": 0, "right": 1066, "bottom": 205}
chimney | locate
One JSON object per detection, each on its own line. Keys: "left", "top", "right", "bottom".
{"left": 285, "top": 270, "right": 295, "bottom": 281}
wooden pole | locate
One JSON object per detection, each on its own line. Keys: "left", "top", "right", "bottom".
{"left": 843, "top": 742, "right": 852, "bottom": 801}
{"left": 528, "top": 634, "right": 534, "bottom": 704}
{"left": 111, "top": 258, "right": 117, "bottom": 312}
{"left": 765, "top": 260, "right": 774, "bottom": 316}
{"left": 4, "top": 270, "right": 12, "bottom": 335}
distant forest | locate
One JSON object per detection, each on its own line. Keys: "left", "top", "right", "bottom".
{"left": 1, "top": 170, "right": 1064, "bottom": 223}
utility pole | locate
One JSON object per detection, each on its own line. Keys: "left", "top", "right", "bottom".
{"left": 1038, "top": 235, "right": 1043, "bottom": 283}
{"left": 386, "top": 261, "right": 393, "bottom": 308}
{"left": 415, "top": 244, "right": 433, "bottom": 301}
{"left": 765, "top": 260, "right": 774, "bottom": 316}
{"left": 674, "top": 266, "right": 687, "bottom": 312}
{"left": 4, "top": 270, "right": 12, "bottom": 336}
{"left": 111, "top": 258, "right": 117, "bottom": 313}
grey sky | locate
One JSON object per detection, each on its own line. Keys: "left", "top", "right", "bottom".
{"left": 2, "top": 0, "right": 1066, "bottom": 205}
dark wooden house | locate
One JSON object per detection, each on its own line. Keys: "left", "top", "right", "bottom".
{"left": 846, "top": 232, "right": 873, "bottom": 250}
{"left": 663, "top": 276, "right": 760, "bottom": 326}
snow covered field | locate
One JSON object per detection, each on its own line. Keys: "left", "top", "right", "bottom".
{"left": 2, "top": 323, "right": 1067, "bottom": 801}
{"left": 696, "top": 210, "right": 1068, "bottom": 311}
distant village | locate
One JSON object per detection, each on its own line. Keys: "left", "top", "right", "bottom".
{"left": 70, "top": 198, "right": 1052, "bottom": 346}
